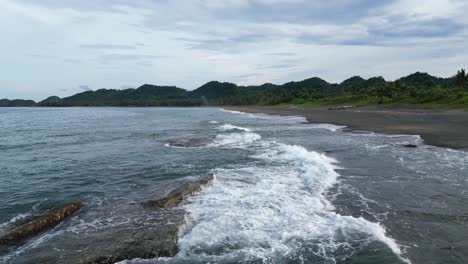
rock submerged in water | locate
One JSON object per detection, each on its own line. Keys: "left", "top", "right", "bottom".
{"left": 6, "top": 176, "right": 213, "bottom": 263}
{"left": 403, "top": 144, "right": 418, "bottom": 148}
{"left": 83, "top": 210, "right": 185, "bottom": 264}
{"left": 0, "top": 201, "right": 83, "bottom": 247}
{"left": 164, "top": 138, "right": 211, "bottom": 148}
{"left": 328, "top": 105, "right": 354, "bottom": 110}
{"left": 84, "top": 175, "right": 214, "bottom": 263}
{"left": 142, "top": 175, "right": 214, "bottom": 209}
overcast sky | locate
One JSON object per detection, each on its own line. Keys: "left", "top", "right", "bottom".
{"left": 1, "top": 0, "right": 467, "bottom": 101}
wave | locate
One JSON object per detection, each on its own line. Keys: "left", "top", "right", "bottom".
{"left": 219, "top": 108, "right": 306, "bottom": 123}
{"left": 148, "top": 130, "right": 410, "bottom": 263}
{"left": 309, "top": 123, "right": 347, "bottom": 132}
{"left": 0, "top": 213, "right": 31, "bottom": 233}
{"left": 209, "top": 132, "right": 261, "bottom": 148}
{"left": 216, "top": 124, "right": 252, "bottom": 132}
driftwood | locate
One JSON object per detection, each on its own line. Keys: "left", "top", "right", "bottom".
{"left": 0, "top": 201, "right": 83, "bottom": 246}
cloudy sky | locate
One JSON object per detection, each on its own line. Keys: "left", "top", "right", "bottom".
{"left": 1, "top": 0, "right": 467, "bottom": 101}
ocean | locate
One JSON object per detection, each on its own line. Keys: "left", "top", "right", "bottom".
{"left": 0, "top": 107, "right": 467, "bottom": 264}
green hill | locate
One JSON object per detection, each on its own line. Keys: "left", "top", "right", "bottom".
{"left": 0, "top": 99, "right": 36, "bottom": 107}
{"left": 2, "top": 70, "right": 467, "bottom": 108}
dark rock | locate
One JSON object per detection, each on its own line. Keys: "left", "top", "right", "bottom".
{"left": 142, "top": 175, "right": 214, "bottom": 209}
{"left": 0, "top": 201, "right": 83, "bottom": 246}
{"left": 84, "top": 211, "right": 183, "bottom": 263}
{"left": 164, "top": 138, "right": 211, "bottom": 148}
{"left": 11, "top": 209, "right": 186, "bottom": 264}
{"left": 328, "top": 105, "right": 354, "bottom": 111}
{"left": 403, "top": 144, "right": 418, "bottom": 148}
{"left": 8, "top": 177, "right": 213, "bottom": 263}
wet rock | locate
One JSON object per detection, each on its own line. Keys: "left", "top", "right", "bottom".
{"left": 11, "top": 209, "right": 186, "bottom": 264}
{"left": 164, "top": 138, "right": 211, "bottom": 148}
{"left": 84, "top": 211, "right": 184, "bottom": 263}
{"left": 403, "top": 144, "right": 418, "bottom": 148}
{"left": 142, "top": 175, "right": 214, "bottom": 209}
{"left": 328, "top": 105, "right": 354, "bottom": 111}
{"left": 0, "top": 201, "right": 82, "bottom": 246}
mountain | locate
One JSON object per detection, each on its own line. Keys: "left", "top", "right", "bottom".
{"left": 47, "top": 85, "right": 193, "bottom": 106}
{"left": 190, "top": 81, "right": 243, "bottom": 100}
{"left": 39, "top": 96, "right": 62, "bottom": 106}
{"left": 397, "top": 72, "right": 453, "bottom": 88}
{"left": 0, "top": 99, "right": 36, "bottom": 107}
{"left": 339, "top": 76, "right": 367, "bottom": 93}
{"left": 1, "top": 71, "right": 464, "bottom": 107}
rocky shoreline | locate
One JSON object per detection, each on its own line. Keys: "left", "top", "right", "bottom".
{"left": 1, "top": 175, "right": 214, "bottom": 264}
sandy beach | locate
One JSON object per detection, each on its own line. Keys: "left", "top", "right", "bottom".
{"left": 224, "top": 106, "right": 468, "bottom": 150}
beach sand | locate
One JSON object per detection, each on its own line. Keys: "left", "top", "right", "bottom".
{"left": 224, "top": 106, "right": 468, "bottom": 150}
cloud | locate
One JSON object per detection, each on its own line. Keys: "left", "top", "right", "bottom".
{"left": 80, "top": 44, "right": 136, "bottom": 50}
{"left": 96, "top": 54, "right": 163, "bottom": 64}
{"left": 79, "top": 85, "right": 91, "bottom": 91}
{"left": 1, "top": 0, "right": 467, "bottom": 101}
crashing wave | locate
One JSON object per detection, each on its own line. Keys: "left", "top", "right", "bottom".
{"left": 217, "top": 124, "right": 252, "bottom": 132}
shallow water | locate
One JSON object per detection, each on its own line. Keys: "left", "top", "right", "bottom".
{"left": 0, "top": 107, "right": 467, "bottom": 264}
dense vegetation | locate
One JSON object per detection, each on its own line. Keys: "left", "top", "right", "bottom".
{"left": 1, "top": 70, "right": 467, "bottom": 108}
{"left": 0, "top": 99, "right": 36, "bottom": 107}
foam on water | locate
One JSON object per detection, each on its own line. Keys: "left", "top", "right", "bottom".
{"left": 218, "top": 108, "right": 307, "bottom": 123}
{"left": 217, "top": 124, "right": 252, "bottom": 132}
{"left": 308, "top": 123, "right": 347, "bottom": 132}
{"left": 132, "top": 123, "right": 410, "bottom": 264}
{"left": 0, "top": 213, "right": 31, "bottom": 233}
{"left": 209, "top": 132, "right": 262, "bottom": 148}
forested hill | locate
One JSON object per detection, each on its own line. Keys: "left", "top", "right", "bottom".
{"left": 2, "top": 70, "right": 467, "bottom": 107}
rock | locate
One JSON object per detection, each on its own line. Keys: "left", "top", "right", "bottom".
{"left": 7, "top": 177, "right": 213, "bottom": 263}
{"left": 328, "top": 105, "right": 354, "bottom": 111}
{"left": 164, "top": 138, "right": 211, "bottom": 148}
{"left": 403, "top": 144, "right": 418, "bottom": 148}
{"left": 142, "top": 175, "right": 214, "bottom": 209}
{"left": 83, "top": 210, "right": 184, "bottom": 263}
{"left": 0, "top": 201, "right": 83, "bottom": 246}
{"left": 11, "top": 209, "right": 186, "bottom": 264}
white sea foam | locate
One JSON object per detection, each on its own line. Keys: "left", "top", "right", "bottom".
{"left": 209, "top": 132, "right": 261, "bottom": 148}
{"left": 0, "top": 213, "right": 31, "bottom": 232}
{"left": 219, "top": 108, "right": 307, "bottom": 123}
{"left": 170, "top": 132, "right": 409, "bottom": 263}
{"left": 209, "top": 121, "right": 219, "bottom": 124}
{"left": 309, "top": 123, "right": 347, "bottom": 132}
{"left": 217, "top": 124, "right": 252, "bottom": 132}
{"left": 219, "top": 109, "right": 246, "bottom": 115}
{"left": 126, "top": 122, "right": 410, "bottom": 264}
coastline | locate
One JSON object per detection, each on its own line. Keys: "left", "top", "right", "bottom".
{"left": 223, "top": 106, "right": 468, "bottom": 151}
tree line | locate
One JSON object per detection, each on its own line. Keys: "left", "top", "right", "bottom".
{"left": 1, "top": 69, "right": 467, "bottom": 108}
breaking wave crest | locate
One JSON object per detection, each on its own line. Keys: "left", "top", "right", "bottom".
{"left": 133, "top": 123, "right": 410, "bottom": 264}
{"left": 217, "top": 124, "right": 252, "bottom": 132}
{"left": 209, "top": 132, "right": 261, "bottom": 148}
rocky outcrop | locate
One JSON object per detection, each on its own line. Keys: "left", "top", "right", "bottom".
{"left": 328, "top": 105, "right": 354, "bottom": 110}
{"left": 83, "top": 210, "right": 184, "bottom": 264}
{"left": 142, "top": 175, "right": 214, "bottom": 209}
{"left": 0, "top": 201, "right": 83, "bottom": 246}
{"left": 164, "top": 138, "right": 211, "bottom": 148}
{"left": 6, "top": 177, "right": 213, "bottom": 263}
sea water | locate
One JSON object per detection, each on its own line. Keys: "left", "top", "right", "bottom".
{"left": 0, "top": 107, "right": 467, "bottom": 264}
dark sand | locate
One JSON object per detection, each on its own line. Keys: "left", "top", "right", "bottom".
{"left": 224, "top": 106, "right": 468, "bottom": 150}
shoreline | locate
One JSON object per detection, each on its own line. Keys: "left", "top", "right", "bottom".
{"left": 223, "top": 106, "right": 468, "bottom": 151}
